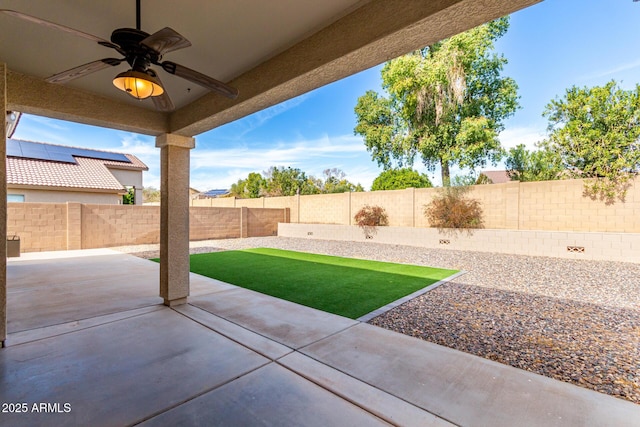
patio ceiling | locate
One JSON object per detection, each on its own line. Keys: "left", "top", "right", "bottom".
{"left": 1, "top": 0, "right": 542, "bottom": 137}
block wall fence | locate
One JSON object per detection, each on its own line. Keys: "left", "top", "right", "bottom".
{"left": 192, "top": 179, "right": 640, "bottom": 233}
{"left": 7, "top": 203, "right": 289, "bottom": 252}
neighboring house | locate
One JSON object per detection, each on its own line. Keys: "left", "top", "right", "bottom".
{"left": 477, "top": 170, "right": 512, "bottom": 184}
{"left": 189, "top": 187, "right": 202, "bottom": 200}
{"left": 6, "top": 138, "right": 148, "bottom": 204}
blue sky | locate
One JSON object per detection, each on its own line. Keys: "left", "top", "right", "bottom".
{"left": 12, "top": 0, "right": 640, "bottom": 191}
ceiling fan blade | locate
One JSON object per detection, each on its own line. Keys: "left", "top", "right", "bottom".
{"left": 161, "top": 61, "right": 239, "bottom": 99}
{"left": 141, "top": 27, "right": 191, "bottom": 55}
{"left": 0, "top": 9, "right": 122, "bottom": 52}
{"left": 148, "top": 70, "right": 175, "bottom": 112}
{"left": 46, "top": 58, "right": 124, "bottom": 84}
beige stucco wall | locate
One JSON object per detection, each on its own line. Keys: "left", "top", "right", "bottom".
{"left": 108, "top": 168, "right": 144, "bottom": 205}
{"left": 8, "top": 188, "right": 122, "bottom": 204}
{"left": 108, "top": 168, "right": 143, "bottom": 189}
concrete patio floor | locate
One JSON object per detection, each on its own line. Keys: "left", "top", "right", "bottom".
{"left": 2, "top": 249, "right": 639, "bottom": 426}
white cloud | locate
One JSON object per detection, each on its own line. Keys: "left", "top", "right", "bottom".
{"left": 235, "top": 94, "right": 311, "bottom": 137}
{"left": 23, "top": 115, "right": 70, "bottom": 131}
{"left": 188, "top": 134, "right": 373, "bottom": 190}
{"left": 498, "top": 126, "right": 545, "bottom": 151}
{"left": 191, "top": 134, "right": 366, "bottom": 170}
{"left": 579, "top": 59, "right": 640, "bottom": 81}
{"left": 115, "top": 133, "right": 160, "bottom": 189}
{"left": 12, "top": 116, "right": 74, "bottom": 145}
{"left": 47, "top": 131, "right": 373, "bottom": 192}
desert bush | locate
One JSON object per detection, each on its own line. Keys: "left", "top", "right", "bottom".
{"left": 354, "top": 205, "right": 388, "bottom": 239}
{"left": 423, "top": 187, "right": 484, "bottom": 230}
{"left": 354, "top": 205, "right": 389, "bottom": 227}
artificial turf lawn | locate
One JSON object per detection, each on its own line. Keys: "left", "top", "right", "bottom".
{"left": 186, "top": 248, "right": 458, "bottom": 319}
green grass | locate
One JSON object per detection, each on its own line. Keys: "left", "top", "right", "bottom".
{"left": 185, "top": 248, "right": 457, "bottom": 319}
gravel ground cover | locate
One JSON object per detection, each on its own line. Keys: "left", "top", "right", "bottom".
{"left": 113, "top": 237, "right": 640, "bottom": 403}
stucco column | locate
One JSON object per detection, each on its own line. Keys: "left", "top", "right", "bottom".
{"left": 1, "top": 64, "right": 8, "bottom": 347}
{"left": 156, "top": 133, "right": 195, "bottom": 307}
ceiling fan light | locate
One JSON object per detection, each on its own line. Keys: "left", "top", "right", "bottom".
{"left": 113, "top": 70, "right": 164, "bottom": 99}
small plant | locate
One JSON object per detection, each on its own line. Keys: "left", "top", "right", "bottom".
{"left": 354, "top": 205, "right": 389, "bottom": 227}
{"left": 423, "top": 187, "right": 483, "bottom": 232}
{"left": 354, "top": 205, "right": 388, "bottom": 239}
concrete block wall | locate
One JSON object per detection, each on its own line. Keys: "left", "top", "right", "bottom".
{"left": 264, "top": 196, "right": 297, "bottom": 223}
{"left": 235, "top": 198, "right": 265, "bottom": 208}
{"left": 7, "top": 202, "right": 289, "bottom": 252}
{"left": 197, "top": 178, "right": 638, "bottom": 233}
{"left": 82, "top": 204, "right": 159, "bottom": 248}
{"left": 190, "top": 207, "right": 240, "bottom": 240}
{"left": 300, "top": 192, "right": 350, "bottom": 224}
{"left": 191, "top": 197, "right": 236, "bottom": 207}
{"left": 352, "top": 188, "right": 415, "bottom": 227}
{"left": 67, "top": 203, "right": 82, "bottom": 250}
{"left": 246, "top": 208, "right": 289, "bottom": 237}
{"left": 7, "top": 202, "right": 68, "bottom": 252}
{"left": 518, "top": 180, "right": 640, "bottom": 232}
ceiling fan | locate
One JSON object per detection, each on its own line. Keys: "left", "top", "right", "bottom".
{"left": 0, "top": 0, "right": 239, "bottom": 111}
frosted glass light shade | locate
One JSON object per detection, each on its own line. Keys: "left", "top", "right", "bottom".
{"left": 113, "top": 70, "right": 164, "bottom": 99}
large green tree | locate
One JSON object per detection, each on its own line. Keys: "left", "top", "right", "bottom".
{"left": 262, "top": 166, "right": 364, "bottom": 196}
{"left": 354, "top": 17, "right": 518, "bottom": 186}
{"left": 371, "top": 168, "right": 432, "bottom": 191}
{"left": 505, "top": 143, "right": 564, "bottom": 182}
{"left": 543, "top": 80, "right": 640, "bottom": 202}
{"left": 229, "top": 172, "right": 266, "bottom": 198}
{"left": 263, "top": 166, "right": 319, "bottom": 196}
{"left": 322, "top": 168, "right": 364, "bottom": 193}
{"left": 142, "top": 186, "right": 160, "bottom": 203}
{"left": 229, "top": 167, "right": 363, "bottom": 197}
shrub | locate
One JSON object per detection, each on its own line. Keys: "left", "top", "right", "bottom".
{"left": 354, "top": 205, "right": 389, "bottom": 227}
{"left": 423, "top": 187, "right": 483, "bottom": 230}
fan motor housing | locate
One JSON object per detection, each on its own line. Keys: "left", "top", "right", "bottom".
{"left": 111, "top": 28, "right": 159, "bottom": 68}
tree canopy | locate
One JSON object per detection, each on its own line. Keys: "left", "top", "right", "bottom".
{"left": 354, "top": 17, "right": 518, "bottom": 186}
{"left": 543, "top": 80, "right": 640, "bottom": 202}
{"left": 142, "top": 186, "right": 160, "bottom": 203}
{"left": 371, "top": 168, "right": 432, "bottom": 191}
{"left": 321, "top": 168, "right": 365, "bottom": 193}
{"left": 505, "top": 143, "right": 564, "bottom": 182}
{"left": 228, "top": 167, "right": 363, "bottom": 198}
{"left": 230, "top": 172, "right": 266, "bottom": 198}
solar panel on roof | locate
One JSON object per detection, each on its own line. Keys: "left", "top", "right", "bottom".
{"left": 204, "top": 189, "right": 228, "bottom": 197}
{"left": 20, "top": 142, "right": 53, "bottom": 161}
{"left": 6, "top": 139, "right": 23, "bottom": 157}
{"left": 49, "top": 152, "right": 72, "bottom": 163}
{"left": 6, "top": 139, "right": 132, "bottom": 164}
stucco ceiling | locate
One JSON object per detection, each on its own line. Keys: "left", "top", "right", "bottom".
{"left": 0, "top": 0, "right": 542, "bottom": 137}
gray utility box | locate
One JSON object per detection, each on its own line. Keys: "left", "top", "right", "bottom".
{"left": 7, "top": 235, "right": 20, "bottom": 257}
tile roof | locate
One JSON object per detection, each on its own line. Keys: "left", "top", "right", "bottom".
{"left": 479, "top": 170, "right": 512, "bottom": 184}
{"left": 102, "top": 154, "right": 148, "bottom": 170}
{"left": 6, "top": 140, "right": 148, "bottom": 192}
